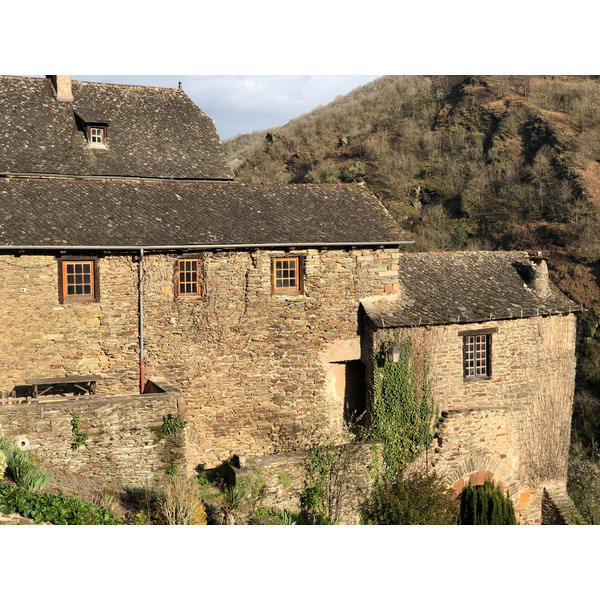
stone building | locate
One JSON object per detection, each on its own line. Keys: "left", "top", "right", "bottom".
{"left": 361, "top": 251, "right": 578, "bottom": 524}
{"left": 0, "top": 76, "right": 579, "bottom": 523}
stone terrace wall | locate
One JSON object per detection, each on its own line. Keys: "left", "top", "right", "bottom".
{"left": 229, "top": 443, "right": 381, "bottom": 524}
{"left": 0, "top": 379, "right": 186, "bottom": 487}
{"left": 369, "top": 313, "right": 577, "bottom": 525}
{"left": 0, "top": 248, "right": 399, "bottom": 470}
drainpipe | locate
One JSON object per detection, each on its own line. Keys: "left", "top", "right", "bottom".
{"left": 139, "top": 248, "right": 145, "bottom": 393}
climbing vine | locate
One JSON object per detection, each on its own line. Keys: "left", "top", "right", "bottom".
{"left": 71, "top": 415, "right": 89, "bottom": 451}
{"left": 370, "top": 331, "right": 436, "bottom": 477}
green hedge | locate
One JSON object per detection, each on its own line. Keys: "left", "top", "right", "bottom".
{"left": 0, "top": 483, "right": 122, "bottom": 525}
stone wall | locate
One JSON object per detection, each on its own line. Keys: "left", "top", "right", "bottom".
{"left": 0, "top": 248, "right": 399, "bottom": 470}
{"left": 0, "top": 378, "right": 186, "bottom": 487}
{"left": 368, "top": 313, "right": 577, "bottom": 524}
{"left": 542, "top": 485, "right": 581, "bottom": 524}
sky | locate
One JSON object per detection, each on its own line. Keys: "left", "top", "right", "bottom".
{"left": 71, "top": 75, "right": 380, "bottom": 141}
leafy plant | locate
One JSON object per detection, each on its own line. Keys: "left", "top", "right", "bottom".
{"left": 0, "top": 483, "right": 122, "bottom": 525}
{"left": 281, "top": 509, "right": 300, "bottom": 525}
{"left": 221, "top": 481, "right": 248, "bottom": 525}
{"left": 160, "top": 414, "right": 188, "bottom": 436}
{"left": 0, "top": 437, "right": 51, "bottom": 492}
{"left": 71, "top": 414, "right": 89, "bottom": 450}
{"left": 133, "top": 510, "right": 152, "bottom": 525}
{"left": 166, "top": 464, "right": 180, "bottom": 477}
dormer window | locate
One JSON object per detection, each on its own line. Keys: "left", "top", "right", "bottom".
{"left": 74, "top": 107, "right": 110, "bottom": 148}
{"left": 89, "top": 126, "right": 106, "bottom": 146}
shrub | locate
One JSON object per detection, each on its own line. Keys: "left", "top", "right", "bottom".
{"left": 362, "top": 472, "right": 459, "bottom": 525}
{"left": 156, "top": 475, "right": 207, "bottom": 525}
{"left": 0, "top": 483, "right": 122, "bottom": 524}
{"left": 0, "top": 437, "right": 51, "bottom": 492}
{"left": 458, "top": 480, "right": 517, "bottom": 525}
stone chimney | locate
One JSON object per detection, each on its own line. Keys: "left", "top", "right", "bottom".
{"left": 47, "top": 75, "right": 74, "bottom": 102}
{"left": 531, "top": 259, "right": 551, "bottom": 300}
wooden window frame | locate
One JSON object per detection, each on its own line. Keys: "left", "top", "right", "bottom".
{"left": 58, "top": 257, "right": 100, "bottom": 304}
{"left": 459, "top": 328, "right": 496, "bottom": 380}
{"left": 271, "top": 256, "right": 304, "bottom": 295}
{"left": 176, "top": 257, "right": 204, "bottom": 299}
{"left": 87, "top": 125, "right": 107, "bottom": 146}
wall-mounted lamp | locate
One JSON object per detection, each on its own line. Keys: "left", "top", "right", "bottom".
{"left": 386, "top": 346, "right": 401, "bottom": 363}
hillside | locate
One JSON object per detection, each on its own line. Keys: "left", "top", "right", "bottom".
{"left": 224, "top": 75, "right": 600, "bottom": 522}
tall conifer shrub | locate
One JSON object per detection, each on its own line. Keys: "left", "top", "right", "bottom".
{"left": 458, "top": 480, "right": 517, "bottom": 525}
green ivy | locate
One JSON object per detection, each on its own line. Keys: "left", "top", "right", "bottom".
{"left": 370, "top": 332, "right": 436, "bottom": 477}
{"left": 71, "top": 415, "right": 89, "bottom": 450}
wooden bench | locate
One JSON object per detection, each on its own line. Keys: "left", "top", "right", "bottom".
{"left": 25, "top": 376, "right": 101, "bottom": 398}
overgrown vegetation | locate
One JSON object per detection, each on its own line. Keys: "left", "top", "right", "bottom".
{"left": 300, "top": 443, "right": 365, "bottom": 524}
{"left": 0, "top": 483, "right": 122, "bottom": 524}
{"left": 0, "top": 437, "right": 52, "bottom": 492}
{"left": 458, "top": 480, "right": 518, "bottom": 525}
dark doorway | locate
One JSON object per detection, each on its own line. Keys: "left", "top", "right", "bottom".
{"left": 343, "top": 360, "right": 366, "bottom": 426}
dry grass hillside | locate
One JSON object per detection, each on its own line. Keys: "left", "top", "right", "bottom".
{"left": 224, "top": 75, "right": 600, "bottom": 522}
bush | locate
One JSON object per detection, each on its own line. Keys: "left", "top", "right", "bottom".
{"left": 157, "top": 475, "right": 207, "bottom": 525}
{"left": 458, "top": 480, "right": 517, "bottom": 525}
{"left": 362, "top": 472, "right": 459, "bottom": 525}
{"left": 0, "top": 450, "right": 6, "bottom": 480}
{"left": 0, "top": 437, "right": 52, "bottom": 492}
{"left": 0, "top": 483, "right": 122, "bottom": 524}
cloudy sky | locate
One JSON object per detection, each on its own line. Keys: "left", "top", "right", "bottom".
{"left": 71, "top": 75, "right": 380, "bottom": 141}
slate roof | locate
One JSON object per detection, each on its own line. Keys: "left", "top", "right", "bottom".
{"left": 361, "top": 251, "right": 578, "bottom": 327}
{"left": 0, "top": 76, "right": 232, "bottom": 180}
{"left": 0, "top": 179, "right": 403, "bottom": 248}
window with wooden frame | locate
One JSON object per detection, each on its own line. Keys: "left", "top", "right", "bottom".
{"left": 177, "top": 258, "right": 203, "bottom": 298}
{"left": 87, "top": 125, "right": 107, "bottom": 146}
{"left": 459, "top": 327, "right": 496, "bottom": 380}
{"left": 271, "top": 256, "right": 304, "bottom": 294}
{"left": 58, "top": 258, "right": 99, "bottom": 303}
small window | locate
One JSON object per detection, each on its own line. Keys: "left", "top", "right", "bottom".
{"left": 59, "top": 259, "right": 98, "bottom": 303}
{"left": 272, "top": 256, "right": 303, "bottom": 294}
{"left": 178, "top": 258, "right": 202, "bottom": 297}
{"left": 460, "top": 328, "right": 496, "bottom": 379}
{"left": 88, "top": 126, "right": 107, "bottom": 146}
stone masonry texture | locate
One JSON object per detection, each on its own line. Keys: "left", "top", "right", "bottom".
{"left": 0, "top": 247, "right": 400, "bottom": 472}
{"left": 0, "top": 382, "right": 185, "bottom": 487}
{"left": 368, "top": 313, "right": 577, "bottom": 524}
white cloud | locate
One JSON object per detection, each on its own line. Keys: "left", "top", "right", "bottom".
{"left": 72, "top": 75, "right": 380, "bottom": 140}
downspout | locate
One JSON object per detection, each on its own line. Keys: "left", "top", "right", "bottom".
{"left": 139, "top": 248, "right": 145, "bottom": 393}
